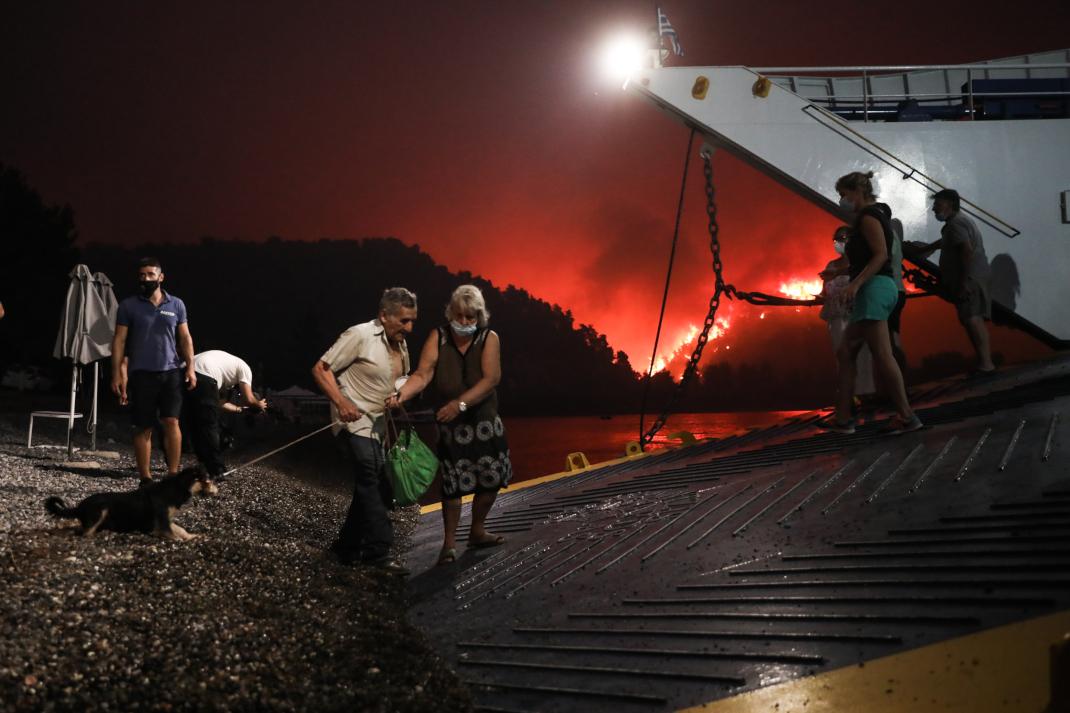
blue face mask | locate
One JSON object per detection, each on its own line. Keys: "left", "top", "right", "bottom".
{"left": 450, "top": 320, "right": 478, "bottom": 336}
{"left": 838, "top": 196, "right": 855, "bottom": 212}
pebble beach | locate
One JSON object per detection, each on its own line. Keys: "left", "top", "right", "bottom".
{"left": 0, "top": 421, "right": 472, "bottom": 712}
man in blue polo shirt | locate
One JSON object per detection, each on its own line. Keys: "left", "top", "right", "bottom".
{"left": 111, "top": 257, "right": 196, "bottom": 484}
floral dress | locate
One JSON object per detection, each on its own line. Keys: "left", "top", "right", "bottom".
{"left": 431, "top": 326, "right": 513, "bottom": 498}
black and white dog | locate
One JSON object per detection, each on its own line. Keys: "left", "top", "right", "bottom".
{"left": 45, "top": 468, "right": 205, "bottom": 541}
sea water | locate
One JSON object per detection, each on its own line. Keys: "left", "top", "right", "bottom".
{"left": 503, "top": 411, "right": 805, "bottom": 483}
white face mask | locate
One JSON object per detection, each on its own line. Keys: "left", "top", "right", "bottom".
{"left": 450, "top": 320, "right": 478, "bottom": 336}
{"left": 833, "top": 241, "right": 846, "bottom": 255}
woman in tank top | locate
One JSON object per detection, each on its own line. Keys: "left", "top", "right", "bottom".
{"left": 390, "top": 285, "right": 512, "bottom": 566}
{"left": 820, "top": 171, "right": 922, "bottom": 435}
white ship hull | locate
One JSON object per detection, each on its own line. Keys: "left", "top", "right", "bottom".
{"left": 631, "top": 51, "right": 1070, "bottom": 345}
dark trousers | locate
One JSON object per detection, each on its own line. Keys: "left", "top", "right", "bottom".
{"left": 333, "top": 431, "right": 394, "bottom": 561}
{"left": 181, "top": 375, "right": 225, "bottom": 477}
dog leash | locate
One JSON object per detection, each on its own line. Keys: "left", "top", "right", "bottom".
{"left": 220, "top": 422, "right": 340, "bottom": 478}
{"left": 219, "top": 408, "right": 439, "bottom": 478}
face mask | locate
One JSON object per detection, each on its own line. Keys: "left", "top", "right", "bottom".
{"left": 833, "top": 242, "right": 846, "bottom": 255}
{"left": 139, "top": 280, "right": 159, "bottom": 297}
{"left": 450, "top": 320, "right": 477, "bottom": 336}
{"left": 934, "top": 211, "right": 949, "bottom": 222}
{"left": 838, "top": 196, "right": 855, "bottom": 212}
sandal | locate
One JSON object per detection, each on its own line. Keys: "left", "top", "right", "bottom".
{"left": 816, "top": 417, "right": 856, "bottom": 435}
{"left": 436, "top": 547, "right": 457, "bottom": 565}
{"left": 881, "top": 414, "right": 924, "bottom": 435}
{"left": 468, "top": 533, "right": 506, "bottom": 549}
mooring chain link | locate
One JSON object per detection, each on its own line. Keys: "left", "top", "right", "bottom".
{"left": 641, "top": 150, "right": 725, "bottom": 447}
{"left": 903, "top": 267, "right": 939, "bottom": 294}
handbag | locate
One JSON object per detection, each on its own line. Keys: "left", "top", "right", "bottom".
{"left": 384, "top": 408, "right": 439, "bottom": 506}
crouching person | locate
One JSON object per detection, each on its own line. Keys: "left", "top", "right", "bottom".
{"left": 311, "top": 287, "right": 417, "bottom": 576}
{"left": 182, "top": 350, "right": 267, "bottom": 494}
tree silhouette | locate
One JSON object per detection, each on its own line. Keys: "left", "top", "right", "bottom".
{"left": 80, "top": 237, "right": 645, "bottom": 415}
{"left": 0, "top": 163, "right": 79, "bottom": 373}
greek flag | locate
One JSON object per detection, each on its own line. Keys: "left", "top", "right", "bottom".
{"left": 657, "top": 7, "right": 683, "bottom": 56}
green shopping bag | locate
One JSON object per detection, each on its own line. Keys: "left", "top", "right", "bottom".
{"left": 385, "top": 410, "right": 439, "bottom": 506}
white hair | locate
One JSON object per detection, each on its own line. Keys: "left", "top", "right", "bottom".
{"left": 445, "top": 284, "right": 490, "bottom": 327}
{"left": 379, "top": 287, "right": 417, "bottom": 315}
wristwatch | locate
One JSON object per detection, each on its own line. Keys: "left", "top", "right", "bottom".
{"left": 458, "top": 401, "right": 468, "bottom": 413}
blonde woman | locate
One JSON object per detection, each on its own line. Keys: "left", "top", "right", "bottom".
{"left": 822, "top": 171, "right": 922, "bottom": 435}
{"left": 389, "top": 285, "right": 512, "bottom": 565}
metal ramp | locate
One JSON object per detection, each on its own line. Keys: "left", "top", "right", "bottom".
{"left": 406, "top": 361, "right": 1070, "bottom": 711}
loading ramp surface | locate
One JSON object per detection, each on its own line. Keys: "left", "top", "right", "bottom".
{"left": 406, "top": 357, "right": 1070, "bottom": 712}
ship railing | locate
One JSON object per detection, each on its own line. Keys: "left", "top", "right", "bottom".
{"left": 749, "top": 61, "right": 1070, "bottom": 122}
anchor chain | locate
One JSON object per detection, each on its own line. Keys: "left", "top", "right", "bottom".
{"left": 641, "top": 149, "right": 725, "bottom": 447}
{"left": 639, "top": 155, "right": 943, "bottom": 448}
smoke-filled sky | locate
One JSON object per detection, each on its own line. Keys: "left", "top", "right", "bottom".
{"left": 2, "top": 1, "right": 1066, "bottom": 371}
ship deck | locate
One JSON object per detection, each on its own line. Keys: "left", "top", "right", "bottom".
{"left": 406, "top": 355, "right": 1070, "bottom": 712}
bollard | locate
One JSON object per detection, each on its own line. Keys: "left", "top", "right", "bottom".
{"left": 668, "top": 430, "right": 697, "bottom": 445}
{"left": 565, "top": 452, "right": 591, "bottom": 472}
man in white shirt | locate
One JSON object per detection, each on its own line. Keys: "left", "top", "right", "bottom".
{"left": 184, "top": 350, "right": 268, "bottom": 493}
{"left": 311, "top": 287, "right": 416, "bottom": 575}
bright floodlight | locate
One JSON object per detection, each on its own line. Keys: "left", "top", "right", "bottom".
{"left": 599, "top": 34, "right": 647, "bottom": 88}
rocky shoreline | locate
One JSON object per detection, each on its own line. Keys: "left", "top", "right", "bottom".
{"left": 0, "top": 425, "right": 472, "bottom": 712}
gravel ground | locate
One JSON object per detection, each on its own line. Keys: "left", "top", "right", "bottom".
{"left": 0, "top": 424, "right": 472, "bottom": 712}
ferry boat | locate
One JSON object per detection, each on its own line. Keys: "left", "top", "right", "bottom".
{"left": 407, "top": 50, "right": 1070, "bottom": 712}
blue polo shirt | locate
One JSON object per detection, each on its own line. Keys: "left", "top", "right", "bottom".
{"left": 116, "top": 291, "right": 188, "bottom": 373}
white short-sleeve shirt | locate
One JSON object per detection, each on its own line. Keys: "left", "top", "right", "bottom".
{"left": 193, "top": 350, "right": 253, "bottom": 392}
{"left": 319, "top": 319, "right": 410, "bottom": 439}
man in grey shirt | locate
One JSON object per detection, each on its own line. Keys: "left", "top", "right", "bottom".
{"left": 912, "top": 189, "right": 995, "bottom": 375}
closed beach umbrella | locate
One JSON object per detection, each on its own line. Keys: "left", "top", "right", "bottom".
{"left": 53, "top": 265, "right": 117, "bottom": 456}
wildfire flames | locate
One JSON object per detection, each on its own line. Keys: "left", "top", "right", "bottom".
{"left": 651, "top": 319, "right": 729, "bottom": 374}
{"left": 778, "top": 278, "right": 823, "bottom": 300}
{"left": 649, "top": 276, "right": 821, "bottom": 378}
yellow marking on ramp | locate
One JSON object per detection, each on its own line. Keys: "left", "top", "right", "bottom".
{"left": 679, "top": 610, "right": 1069, "bottom": 712}
{"left": 418, "top": 449, "right": 655, "bottom": 515}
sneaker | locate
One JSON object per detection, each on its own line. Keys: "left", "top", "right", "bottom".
{"left": 328, "top": 543, "right": 359, "bottom": 565}
{"left": 882, "top": 415, "right": 924, "bottom": 435}
{"left": 198, "top": 480, "right": 220, "bottom": 497}
{"left": 816, "top": 417, "right": 856, "bottom": 435}
{"left": 366, "top": 557, "right": 410, "bottom": 576}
